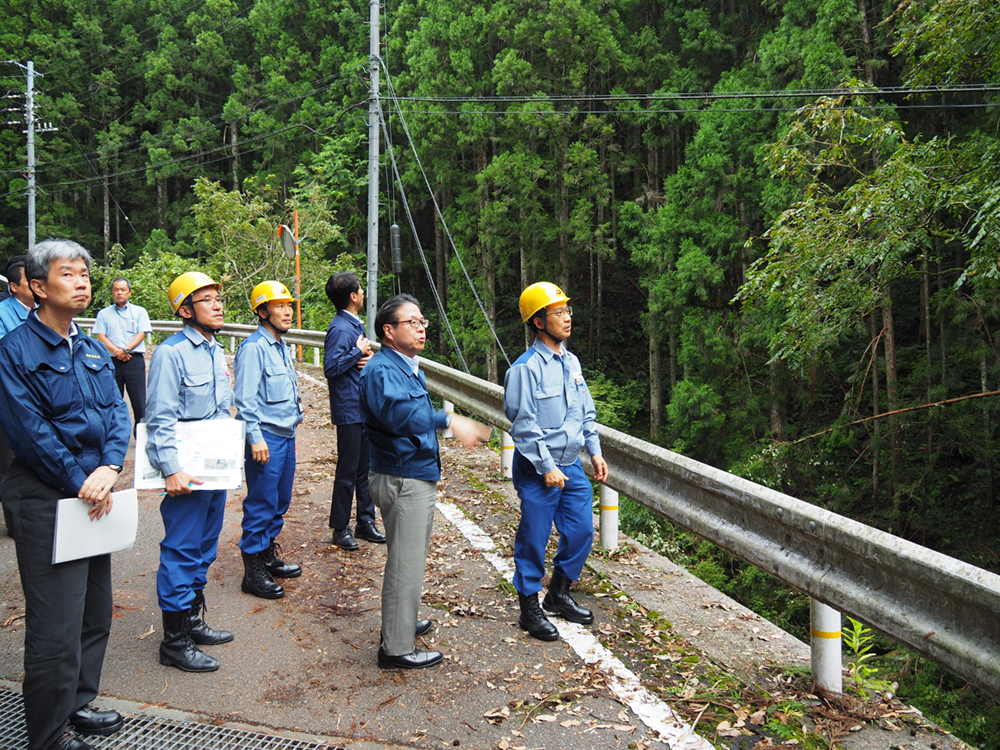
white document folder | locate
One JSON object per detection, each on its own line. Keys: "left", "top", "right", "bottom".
{"left": 52, "top": 488, "right": 139, "bottom": 564}
{"left": 133, "top": 419, "right": 245, "bottom": 491}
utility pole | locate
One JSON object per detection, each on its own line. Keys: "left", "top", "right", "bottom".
{"left": 25, "top": 60, "right": 36, "bottom": 251}
{"left": 4, "top": 60, "right": 54, "bottom": 252}
{"left": 365, "top": 0, "right": 381, "bottom": 338}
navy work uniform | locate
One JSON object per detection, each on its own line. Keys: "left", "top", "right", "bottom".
{"left": 0, "top": 312, "right": 129, "bottom": 750}
{"left": 503, "top": 338, "right": 602, "bottom": 597}
{"left": 145, "top": 325, "right": 232, "bottom": 613}
{"left": 233, "top": 325, "right": 302, "bottom": 557}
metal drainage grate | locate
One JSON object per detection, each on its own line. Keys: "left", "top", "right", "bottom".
{"left": 0, "top": 689, "right": 343, "bottom": 749}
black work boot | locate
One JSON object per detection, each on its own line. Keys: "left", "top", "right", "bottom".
{"left": 189, "top": 589, "right": 234, "bottom": 645}
{"left": 517, "top": 592, "right": 559, "bottom": 641}
{"left": 263, "top": 539, "right": 302, "bottom": 578}
{"left": 159, "top": 610, "right": 220, "bottom": 672}
{"left": 542, "top": 571, "right": 594, "bottom": 624}
{"left": 241, "top": 550, "right": 285, "bottom": 599}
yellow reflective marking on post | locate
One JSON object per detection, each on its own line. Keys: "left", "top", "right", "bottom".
{"left": 599, "top": 505, "right": 618, "bottom": 511}
{"left": 810, "top": 628, "right": 841, "bottom": 639}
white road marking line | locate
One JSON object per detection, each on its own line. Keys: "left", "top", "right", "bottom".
{"left": 436, "top": 500, "right": 717, "bottom": 750}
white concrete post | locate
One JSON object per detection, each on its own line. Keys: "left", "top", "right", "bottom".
{"left": 599, "top": 484, "right": 619, "bottom": 550}
{"left": 313, "top": 346, "right": 321, "bottom": 367}
{"left": 229, "top": 335, "right": 236, "bottom": 352}
{"left": 442, "top": 400, "right": 454, "bottom": 438}
{"left": 810, "top": 598, "right": 843, "bottom": 695}
{"left": 146, "top": 332, "right": 152, "bottom": 346}
{"left": 501, "top": 431, "right": 514, "bottom": 479}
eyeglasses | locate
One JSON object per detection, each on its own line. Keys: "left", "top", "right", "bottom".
{"left": 391, "top": 318, "right": 430, "bottom": 330}
{"left": 191, "top": 296, "right": 224, "bottom": 308}
{"left": 546, "top": 306, "right": 573, "bottom": 318}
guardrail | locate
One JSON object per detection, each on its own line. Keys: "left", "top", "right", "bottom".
{"left": 79, "top": 318, "right": 1000, "bottom": 700}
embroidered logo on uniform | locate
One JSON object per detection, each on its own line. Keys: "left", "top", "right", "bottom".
{"left": 85, "top": 353, "right": 102, "bottom": 359}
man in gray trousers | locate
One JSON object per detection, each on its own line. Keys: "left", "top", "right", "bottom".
{"left": 359, "top": 294, "right": 489, "bottom": 669}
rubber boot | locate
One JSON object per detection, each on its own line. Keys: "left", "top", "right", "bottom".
{"left": 189, "top": 589, "right": 234, "bottom": 645}
{"left": 241, "top": 550, "right": 285, "bottom": 599}
{"left": 517, "top": 592, "right": 559, "bottom": 641}
{"left": 542, "top": 571, "right": 594, "bottom": 624}
{"left": 263, "top": 539, "right": 302, "bottom": 578}
{"left": 159, "top": 610, "right": 220, "bottom": 672}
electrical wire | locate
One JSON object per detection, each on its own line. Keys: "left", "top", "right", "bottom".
{"left": 383, "top": 67, "right": 512, "bottom": 369}
{"left": 379, "top": 105, "right": 470, "bottom": 374}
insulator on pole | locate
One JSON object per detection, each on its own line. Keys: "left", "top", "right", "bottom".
{"left": 390, "top": 223, "right": 402, "bottom": 274}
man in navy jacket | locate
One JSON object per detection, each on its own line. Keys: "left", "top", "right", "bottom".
{"left": 323, "top": 272, "right": 384, "bottom": 550}
{"left": 359, "top": 294, "right": 489, "bottom": 669}
{"left": 0, "top": 240, "right": 130, "bottom": 750}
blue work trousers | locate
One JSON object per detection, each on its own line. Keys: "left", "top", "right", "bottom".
{"left": 157, "top": 488, "right": 227, "bottom": 611}
{"left": 241, "top": 431, "right": 295, "bottom": 554}
{"left": 511, "top": 451, "right": 594, "bottom": 596}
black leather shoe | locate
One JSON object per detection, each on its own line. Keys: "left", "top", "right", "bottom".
{"left": 518, "top": 592, "right": 559, "bottom": 641}
{"left": 332, "top": 528, "right": 359, "bottom": 551}
{"left": 415, "top": 619, "right": 433, "bottom": 637}
{"left": 542, "top": 571, "right": 594, "bottom": 625}
{"left": 263, "top": 539, "right": 302, "bottom": 578}
{"left": 54, "top": 729, "right": 96, "bottom": 750}
{"left": 189, "top": 589, "right": 234, "bottom": 645}
{"left": 377, "top": 645, "right": 443, "bottom": 670}
{"left": 355, "top": 522, "right": 386, "bottom": 544}
{"left": 68, "top": 706, "right": 124, "bottom": 736}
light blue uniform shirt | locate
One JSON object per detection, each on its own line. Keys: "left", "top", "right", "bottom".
{"left": 233, "top": 325, "right": 303, "bottom": 445}
{"left": 92, "top": 301, "right": 152, "bottom": 352}
{"left": 145, "top": 325, "right": 233, "bottom": 477}
{"left": 503, "top": 338, "right": 602, "bottom": 475}
{"left": 0, "top": 296, "right": 31, "bottom": 339}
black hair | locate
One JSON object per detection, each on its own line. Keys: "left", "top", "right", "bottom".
{"left": 4, "top": 255, "right": 27, "bottom": 286}
{"left": 111, "top": 276, "right": 131, "bottom": 290}
{"left": 374, "top": 293, "right": 420, "bottom": 341}
{"left": 325, "top": 272, "right": 361, "bottom": 310}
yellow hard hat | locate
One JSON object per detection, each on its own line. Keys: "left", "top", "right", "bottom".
{"left": 518, "top": 282, "right": 570, "bottom": 323}
{"left": 250, "top": 280, "right": 294, "bottom": 312}
{"left": 168, "top": 271, "right": 221, "bottom": 314}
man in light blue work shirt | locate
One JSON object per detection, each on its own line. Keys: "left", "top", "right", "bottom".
{"left": 503, "top": 281, "right": 608, "bottom": 642}
{"left": 0, "top": 255, "right": 34, "bottom": 337}
{"left": 234, "top": 280, "right": 303, "bottom": 600}
{"left": 93, "top": 277, "right": 152, "bottom": 431}
{"left": 145, "top": 271, "right": 234, "bottom": 674}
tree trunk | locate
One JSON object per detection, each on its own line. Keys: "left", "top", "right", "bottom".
{"left": 102, "top": 174, "right": 110, "bottom": 260}
{"left": 768, "top": 359, "right": 786, "bottom": 442}
{"left": 436, "top": 189, "right": 448, "bottom": 352}
{"left": 869, "top": 313, "right": 881, "bottom": 504}
{"left": 649, "top": 323, "right": 662, "bottom": 441}
{"left": 558, "top": 162, "right": 569, "bottom": 290}
{"left": 882, "top": 293, "right": 904, "bottom": 530}
{"left": 230, "top": 122, "right": 241, "bottom": 192}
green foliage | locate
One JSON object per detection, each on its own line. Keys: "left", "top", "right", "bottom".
{"left": 842, "top": 617, "right": 892, "bottom": 698}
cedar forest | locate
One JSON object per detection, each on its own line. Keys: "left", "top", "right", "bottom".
{"left": 2, "top": 0, "right": 999, "bottom": 740}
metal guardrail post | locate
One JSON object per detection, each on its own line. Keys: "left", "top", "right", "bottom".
{"left": 442, "top": 400, "right": 454, "bottom": 438}
{"left": 229, "top": 335, "right": 236, "bottom": 352}
{"left": 501, "top": 431, "right": 514, "bottom": 479}
{"left": 313, "top": 347, "right": 320, "bottom": 367}
{"left": 599, "top": 484, "right": 619, "bottom": 551}
{"left": 810, "top": 598, "right": 843, "bottom": 695}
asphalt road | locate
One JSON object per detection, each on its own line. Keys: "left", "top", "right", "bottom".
{"left": 0, "top": 357, "right": 966, "bottom": 750}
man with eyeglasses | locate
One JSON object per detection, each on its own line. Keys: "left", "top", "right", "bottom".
{"left": 359, "top": 294, "right": 490, "bottom": 669}
{"left": 504, "top": 282, "right": 608, "bottom": 641}
{"left": 144, "top": 271, "right": 234, "bottom": 674}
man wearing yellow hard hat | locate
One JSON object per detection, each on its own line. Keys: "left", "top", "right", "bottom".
{"left": 504, "top": 282, "right": 608, "bottom": 641}
{"left": 233, "top": 281, "right": 304, "bottom": 599}
{"left": 145, "top": 271, "right": 234, "bottom": 673}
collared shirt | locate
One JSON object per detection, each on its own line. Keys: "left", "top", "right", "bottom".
{"left": 233, "top": 324, "right": 303, "bottom": 445}
{"left": 359, "top": 346, "right": 449, "bottom": 481}
{"left": 503, "top": 338, "right": 602, "bottom": 475}
{"left": 323, "top": 309, "right": 366, "bottom": 425}
{"left": 0, "top": 310, "right": 129, "bottom": 493}
{"left": 92, "top": 301, "right": 152, "bottom": 353}
{"left": 0, "top": 295, "right": 31, "bottom": 339}
{"left": 145, "top": 325, "right": 233, "bottom": 477}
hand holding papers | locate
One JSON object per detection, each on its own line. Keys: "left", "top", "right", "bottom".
{"left": 52, "top": 489, "right": 139, "bottom": 564}
{"left": 134, "top": 418, "right": 245, "bottom": 491}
